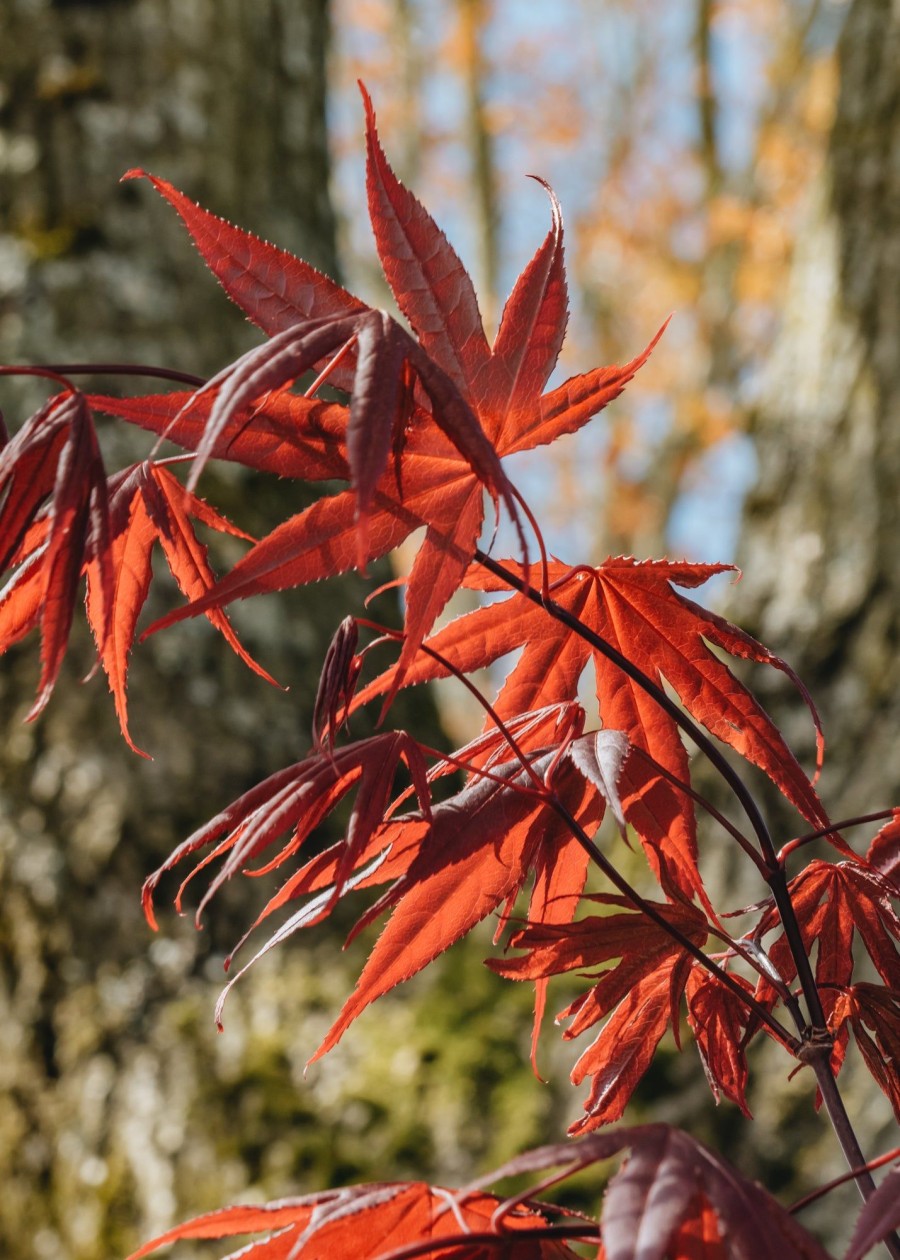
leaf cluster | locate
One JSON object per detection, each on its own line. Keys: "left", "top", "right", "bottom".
{"left": 2, "top": 86, "right": 899, "bottom": 1259}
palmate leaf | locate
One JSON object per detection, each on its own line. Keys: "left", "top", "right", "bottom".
{"left": 467, "top": 1126, "right": 832, "bottom": 1260}
{"left": 491, "top": 896, "right": 712, "bottom": 1129}
{"left": 141, "top": 730, "right": 433, "bottom": 933}
{"left": 82, "top": 460, "right": 274, "bottom": 754}
{"left": 755, "top": 861, "right": 900, "bottom": 1009}
{"left": 357, "top": 556, "right": 828, "bottom": 903}
{"left": 0, "top": 389, "right": 113, "bottom": 716}
{"left": 126, "top": 1181, "right": 580, "bottom": 1260}
{"left": 830, "top": 984, "right": 900, "bottom": 1119}
{"left": 116, "top": 90, "right": 662, "bottom": 690}
{"left": 146, "top": 718, "right": 615, "bottom": 1061}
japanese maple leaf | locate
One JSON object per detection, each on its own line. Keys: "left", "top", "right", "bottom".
{"left": 754, "top": 859, "right": 900, "bottom": 1021}
{"left": 0, "top": 389, "right": 113, "bottom": 717}
{"left": 116, "top": 88, "right": 663, "bottom": 689}
{"left": 830, "top": 984, "right": 900, "bottom": 1120}
{"left": 357, "top": 556, "right": 828, "bottom": 903}
{"left": 866, "top": 810, "right": 900, "bottom": 896}
{"left": 81, "top": 460, "right": 275, "bottom": 755}
{"left": 685, "top": 966, "right": 756, "bottom": 1117}
{"left": 126, "top": 1181, "right": 579, "bottom": 1260}
{"left": 89, "top": 387, "right": 351, "bottom": 482}
{"left": 141, "top": 729, "right": 433, "bottom": 935}
{"left": 473, "top": 1127, "right": 831, "bottom": 1260}
{"left": 147, "top": 721, "right": 610, "bottom": 1058}
{"left": 490, "top": 895, "right": 710, "bottom": 1129}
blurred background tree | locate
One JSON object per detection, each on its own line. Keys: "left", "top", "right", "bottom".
{"left": 0, "top": 4, "right": 551, "bottom": 1257}
{"left": 2, "top": 0, "right": 898, "bottom": 1255}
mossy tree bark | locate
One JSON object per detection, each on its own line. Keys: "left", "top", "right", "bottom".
{"left": 709, "top": 0, "right": 900, "bottom": 1238}
{"left": 731, "top": 0, "right": 900, "bottom": 826}
{"left": 0, "top": 5, "right": 464, "bottom": 1257}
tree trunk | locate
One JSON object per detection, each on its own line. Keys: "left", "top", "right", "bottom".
{"left": 0, "top": 5, "right": 369, "bottom": 1257}
{"left": 0, "top": 7, "right": 563, "bottom": 1256}
{"left": 718, "top": 0, "right": 900, "bottom": 1238}
{"left": 732, "top": 0, "right": 900, "bottom": 826}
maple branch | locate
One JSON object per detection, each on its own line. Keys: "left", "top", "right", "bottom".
{"left": 31, "top": 362, "right": 207, "bottom": 387}
{"left": 0, "top": 364, "right": 81, "bottom": 392}
{"left": 790, "top": 1145, "right": 900, "bottom": 1214}
{"left": 779, "top": 808, "right": 897, "bottom": 864}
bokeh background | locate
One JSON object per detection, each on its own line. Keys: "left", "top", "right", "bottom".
{"left": 1, "top": 0, "right": 898, "bottom": 1255}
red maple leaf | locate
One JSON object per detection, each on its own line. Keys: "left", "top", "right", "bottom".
{"left": 126, "top": 1181, "right": 580, "bottom": 1260}
{"left": 472, "top": 1127, "right": 831, "bottom": 1260}
{"left": 357, "top": 556, "right": 827, "bottom": 903}
{"left": 0, "top": 389, "right": 113, "bottom": 717}
{"left": 830, "top": 984, "right": 900, "bottom": 1119}
{"left": 754, "top": 858, "right": 900, "bottom": 1083}
{"left": 490, "top": 896, "right": 710, "bottom": 1129}
{"left": 82, "top": 460, "right": 275, "bottom": 754}
{"left": 107, "top": 90, "right": 662, "bottom": 693}
{"left": 144, "top": 708, "right": 617, "bottom": 1062}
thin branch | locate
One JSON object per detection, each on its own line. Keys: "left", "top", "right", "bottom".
{"left": 37, "top": 362, "right": 206, "bottom": 387}
{"left": 790, "top": 1145, "right": 900, "bottom": 1214}
{"left": 374, "top": 1223, "right": 600, "bottom": 1260}
{"left": 779, "top": 808, "right": 897, "bottom": 864}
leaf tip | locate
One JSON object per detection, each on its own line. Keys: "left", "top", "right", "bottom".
{"left": 357, "top": 79, "right": 374, "bottom": 119}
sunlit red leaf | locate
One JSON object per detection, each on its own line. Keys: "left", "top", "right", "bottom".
{"left": 82, "top": 460, "right": 271, "bottom": 754}
{"left": 142, "top": 730, "right": 431, "bottom": 936}
{"left": 832, "top": 985, "right": 900, "bottom": 1120}
{"left": 0, "top": 390, "right": 112, "bottom": 717}
{"left": 469, "top": 1126, "right": 830, "bottom": 1260}
{"left": 358, "top": 557, "right": 826, "bottom": 903}
{"left": 685, "top": 968, "right": 754, "bottom": 1116}
{"left": 309, "top": 749, "right": 601, "bottom": 1065}
{"left": 756, "top": 861, "right": 900, "bottom": 1020}
{"left": 491, "top": 897, "right": 709, "bottom": 1129}
{"left": 89, "top": 388, "right": 350, "bottom": 481}
{"left": 130, "top": 96, "right": 660, "bottom": 688}
{"left": 127, "top": 1181, "right": 579, "bottom": 1260}
{"left": 567, "top": 956, "right": 691, "bottom": 1133}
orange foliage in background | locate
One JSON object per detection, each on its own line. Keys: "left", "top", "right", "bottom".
{"left": 330, "top": 0, "right": 841, "bottom": 562}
